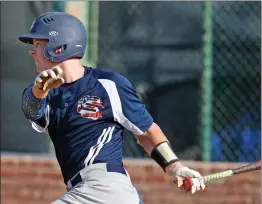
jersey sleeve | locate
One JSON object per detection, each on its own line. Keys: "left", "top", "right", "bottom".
{"left": 21, "top": 85, "right": 50, "bottom": 133}
{"left": 98, "top": 74, "right": 153, "bottom": 135}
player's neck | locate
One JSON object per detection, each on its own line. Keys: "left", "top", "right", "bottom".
{"left": 59, "top": 59, "right": 85, "bottom": 83}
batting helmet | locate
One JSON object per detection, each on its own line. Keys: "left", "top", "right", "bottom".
{"left": 18, "top": 12, "right": 87, "bottom": 62}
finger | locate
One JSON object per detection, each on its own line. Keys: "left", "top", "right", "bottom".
{"left": 199, "top": 178, "right": 205, "bottom": 190}
{"left": 46, "top": 69, "right": 56, "bottom": 78}
{"left": 191, "top": 186, "right": 196, "bottom": 194}
{"left": 35, "top": 76, "right": 43, "bottom": 83}
{"left": 190, "top": 170, "right": 202, "bottom": 178}
{"left": 186, "top": 178, "right": 201, "bottom": 194}
{"left": 175, "top": 176, "right": 184, "bottom": 188}
{"left": 39, "top": 71, "right": 48, "bottom": 78}
{"left": 184, "top": 169, "right": 202, "bottom": 178}
{"left": 196, "top": 184, "right": 201, "bottom": 191}
{"left": 53, "top": 66, "right": 63, "bottom": 75}
{"left": 59, "top": 77, "right": 65, "bottom": 84}
{"left": 44, "top": 77, "right": 65, "bottom": 91}
{"left": 192, "top": 178, "right": 201, "bottom": 190}
{"left": 54, "top": 78, "right": 65, "bottom": 86}
{"left": 35, "top": 80, "right": 44, "bottom": 89}
{"left": 42, "top": 78, "right": 53, "bottom": 91}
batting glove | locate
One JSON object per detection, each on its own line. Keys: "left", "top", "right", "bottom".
{"left": 172, "top": 163, "right": 205, "bottom": 194}
{"left": 34, "top": 67, "right": 64, "bottom": 91}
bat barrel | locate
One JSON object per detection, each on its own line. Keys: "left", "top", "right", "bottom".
{"left": 233, "top": 161, "right": 261, "bottom": 174}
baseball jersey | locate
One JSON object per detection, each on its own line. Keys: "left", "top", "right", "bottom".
{"left": 22, "top": 67, "right": 153, "bottom": 184}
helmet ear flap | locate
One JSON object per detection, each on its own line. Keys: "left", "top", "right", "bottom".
{"left": 54, "top": 45, "right": 67, "bottom": 55}
{"left": 44, "top": 43, "right": 68, "bottom": 62}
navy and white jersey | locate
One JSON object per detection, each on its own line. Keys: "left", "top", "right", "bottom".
{"left": 22, "top": 67, "right": 153, "bottom": 184}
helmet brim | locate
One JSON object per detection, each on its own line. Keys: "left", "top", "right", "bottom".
{"left": 18, "top": 33, "right": 50, "bottom": 44}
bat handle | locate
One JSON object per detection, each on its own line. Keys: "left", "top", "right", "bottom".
{"left": 182, "top": 177, "right": 193, "bottom": 191}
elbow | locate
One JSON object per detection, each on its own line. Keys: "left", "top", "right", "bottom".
{"left": 135, "top": 123, "right": 157, "bottom": 152}
{"left": 135, "top": 124, "right": 152, "bottom": 145}
{"left": 135, "top": 122, "right": 168, "bottom": 154}
{"left": 138, "top": 122, "right": 162, "bottom": 140}
{"left": 135, "top": 133, "right": 153, "bottom": 154}
{"left": 136, "top": 130, "right": 151, "bottom": 144}
{"left": 21, "top": 90, "right": 46, "bottom": 120}
{"left": 135, "top": 134, "right": 147, "bottom": 147}
{"left": 21, "top": 101, "right": 39, "bottom": 120}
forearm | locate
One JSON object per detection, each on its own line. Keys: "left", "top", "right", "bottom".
{"left": 22, "top": 86, "right": 48, "bottom": 120}
{"left": 137, "top": 123, "right": 181, "bottom": 175}
{"left": 137, "top": 123, "right": 168, "bottom": 154}
{"left": 137, "top": 123, "right": 205, "bottom": 194}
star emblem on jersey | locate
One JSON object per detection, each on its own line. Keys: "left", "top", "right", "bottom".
{"left": 77, "top": 95, "right": 104, "bottom": 120}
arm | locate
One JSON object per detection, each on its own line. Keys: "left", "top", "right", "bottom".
{"left": 136, "top": 122, "right": 205, "bottom": 194}
{"left": 22, "top": 85, "right": 48, "bottom": 121}
{"left": 132, "top": 90, "right": 205, "bottom": 193}
{"left": 136, "top": 122, "right": 180, "bottom": 176}
{"left": 22, "top": 67, "right": 64, "bottom": 132}
{"left": 22, "top": 66, "right": 64, "bottom": 120}
{"left": 100, "top": 73, "right": 204, "bottom": 194}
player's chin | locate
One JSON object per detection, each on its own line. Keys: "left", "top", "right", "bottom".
{"left": 36, "top": 65, "right": 49, "bottom": 73}
{"left": 36, "top": 67, "right": 46, "bottom": 74}
{"left": 36, "top": 66, "right": 42, "bottom": 73}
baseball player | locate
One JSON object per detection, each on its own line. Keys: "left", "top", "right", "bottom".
{"left": 19, "top": 12, "right": 205, "bottom": 204}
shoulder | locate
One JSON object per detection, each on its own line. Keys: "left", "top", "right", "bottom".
{"left": 89, "top": 67, "right": 132, "bottom": 88}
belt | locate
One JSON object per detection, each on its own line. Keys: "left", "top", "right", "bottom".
{"left": 68, "top": 163, "right": 127, "bottom": 189}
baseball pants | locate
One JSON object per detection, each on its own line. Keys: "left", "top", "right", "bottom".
{"left": 52, "top": 163, "right": 141, "bottom": 204}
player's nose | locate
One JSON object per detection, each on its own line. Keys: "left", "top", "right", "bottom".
{"left": 29, "top": 48, "right": 36, "bottom": 56}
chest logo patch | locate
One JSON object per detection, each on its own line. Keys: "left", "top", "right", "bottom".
{"left": 77, "top": 95, "right": 104, "bottom": 120}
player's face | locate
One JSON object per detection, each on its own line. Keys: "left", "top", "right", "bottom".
{"left": 29, "top": 39, "right": 56, "bottom": 73}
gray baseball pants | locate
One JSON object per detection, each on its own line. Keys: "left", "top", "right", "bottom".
{"left": 52, "top": 163, "right": 141, "bottom": 204}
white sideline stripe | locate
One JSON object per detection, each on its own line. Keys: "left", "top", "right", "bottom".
{"left": 87, "top": 127, "right": 112, "bottom": 165}
{"left": 84, "top": 128, "right": 107, "bottom": 166}
{"left": 98, "top": 79, "right": 143, "bottom": 135}
{"left": 89, "top": 126, "right": 115, "bottom": 165}
{"left": 84, "top": 127, "right": 112, "bottom": 166}
{"left": 30, "top": 105, "right": 50, "bottom": 135}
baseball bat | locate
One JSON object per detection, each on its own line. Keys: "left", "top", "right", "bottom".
{"left": 182, "top": 160, "right": 262, "bottom": 191}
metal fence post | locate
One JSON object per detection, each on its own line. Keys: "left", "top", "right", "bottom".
{"left": 200, "top": 1, "right": 214, "bottom": 161}
{"left": 85, "top": 1, "right": 99, "bottom": 68}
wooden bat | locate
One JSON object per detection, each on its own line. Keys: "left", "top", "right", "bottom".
{"left": 182, "top": 160, "right": 262, "bottom": 191}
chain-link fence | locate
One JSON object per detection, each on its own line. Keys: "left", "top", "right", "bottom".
{"left": 210, "top": 2, "right": 261, "bottom": 162}
{"left": 96, "top": 2, "right": 204, "bottom": 159}
{"left": 96, "top": 2, "right": 261, "bottom": 161}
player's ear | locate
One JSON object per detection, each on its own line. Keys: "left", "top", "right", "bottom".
{"left": 54, "top": 47, "right": 62, "bottom": 55}
{"left": 54, "top": 45, "right": 68, "bottom": 55}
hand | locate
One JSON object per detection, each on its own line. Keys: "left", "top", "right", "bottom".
{"left": 172, "top": 162, "right": 205, "bottom": 194}
{"left": 34, "top": 67, "right": 64, "bottom": 92}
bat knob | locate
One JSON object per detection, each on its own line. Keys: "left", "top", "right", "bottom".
{"left": 183, "top": 177, "right": 193, "bottom": 191}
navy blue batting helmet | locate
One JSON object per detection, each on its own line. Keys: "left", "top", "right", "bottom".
{"left": 18, "top": 12, "right": 87, "bottom": 62}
